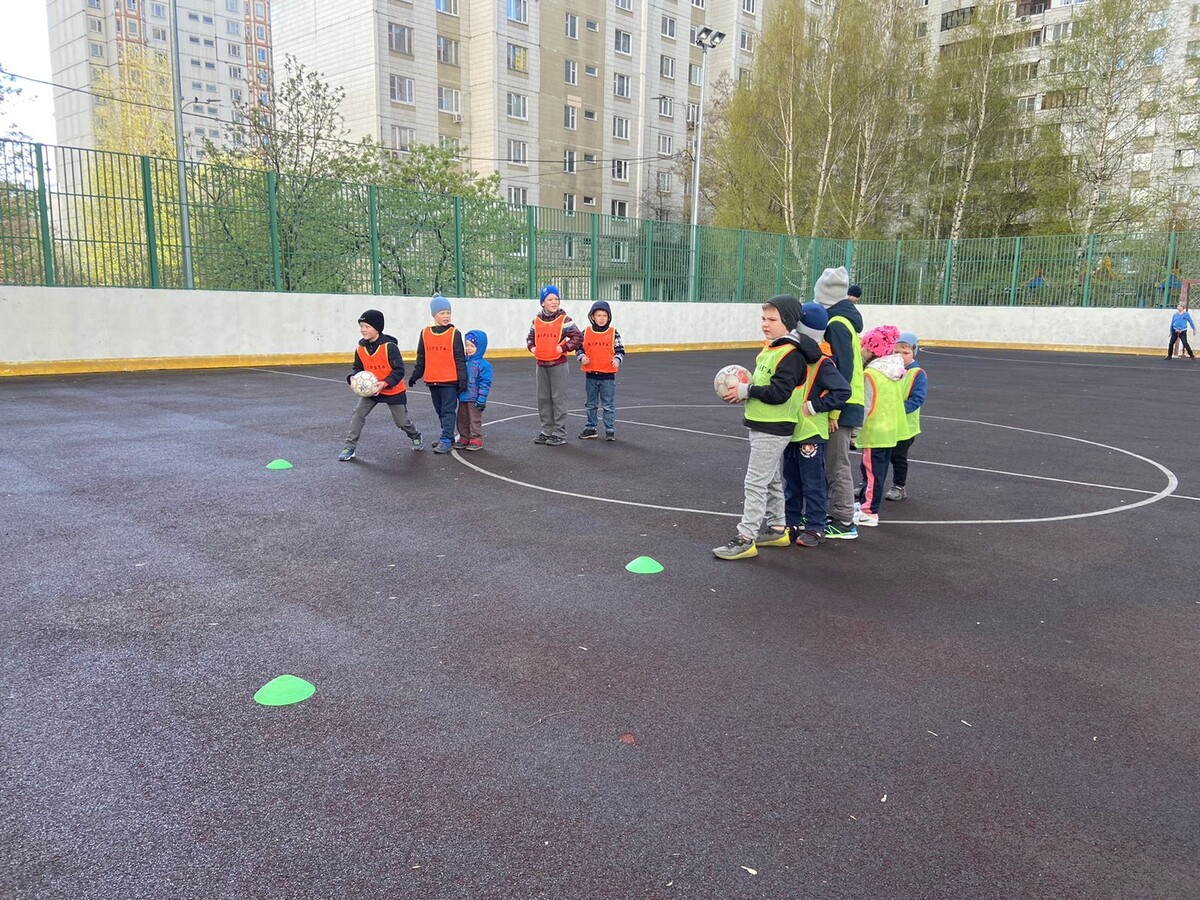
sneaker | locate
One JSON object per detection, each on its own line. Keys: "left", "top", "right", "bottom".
{"left": 338, "top": 447, "right": 355, "bottom": 462}
{"left": 545, "top": 435, "right": 567, "bottom": 447}
{"left": 756, "top": 526, "right": 791, "bottom": 548}
{"left": 533, "top": 433, "right": 550, "bottom": 444}
{"left": 855, "top": 508, "right": 880, "bottom": 527}
{"left": 713, "top": 535, "right": 758, "bottom": 560}
{"left": 605, "top": 431, "right": 616, "bottom": 441}
{"left": 578, "top": 427, "right": 599, "bottom": 440}
{"left": 410, "top": 435, "right": 424, "bottom": 451}
{"left": 825, "top": 521, "right": 858, "bottom": 540}
{"left": 432, "top": 440, "right": 453, "bottom": 454}
{"left": 452, "top": 439, "right": 468, "bottom": 450}
{"left": 795, "top": 529, "right": 826, "bottom": 548}
{"left": 464, "top": 439, "right": 483, "bottom": 452}
{"left": 885, "top": 485, "right": 907, "bottom": 501}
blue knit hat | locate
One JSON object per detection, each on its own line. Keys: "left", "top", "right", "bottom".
{"left": 897, "top": 331, "right": 919, "bottom": 354}
{"left": 430, "top": 294, "right": 452, "bottom": 315}
{"left": 799, "top": 302, "right": 828, "bottom": 332}
{"left": 539, "top": 284, "right": 560, "bottom": 305}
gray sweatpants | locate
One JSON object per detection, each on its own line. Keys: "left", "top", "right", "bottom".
{"left": 824, "top": 424, "right": 860, "bottom": 525}
{"left": 738, "top": 430, "right": 791, "bottom": 541}
{"left": 536, "top": 363, "right": 569, "bottom": 438}
{"left": 344, "top": 397, "right": 421, "bottom": 448}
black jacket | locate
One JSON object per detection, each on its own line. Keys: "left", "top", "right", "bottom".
{"left": 409, "top": 324, "right": 468, "bottom": 392}
{"left": 347, "top": 333, "right": 408, "bottom": 405}
{"left": 744, "top": 332, "right": 824, "bottom": 436}
{"left": 822, "top": 299, "right": 865, "bottom": 428}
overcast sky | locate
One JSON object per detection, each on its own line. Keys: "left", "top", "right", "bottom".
{"left": 1, "top": 5, "right": 57, "bottom": 144}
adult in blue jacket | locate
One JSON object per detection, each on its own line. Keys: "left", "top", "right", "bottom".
{"left": 1168, "top": 304, "right": 1196, "bottom": 360}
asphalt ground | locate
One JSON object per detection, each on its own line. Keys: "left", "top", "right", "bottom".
{"left": 2, "top": 347, "right": 1198, "bottom": 900}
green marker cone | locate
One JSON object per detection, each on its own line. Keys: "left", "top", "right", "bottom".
{"left": 266, "top": 459, "right": 293, "bottom": 470}
{"left": 254, "top": 674, "right": 315, "bottom": 706}
{"left": 625, "top": 556, "right": 664, "bottom": 574}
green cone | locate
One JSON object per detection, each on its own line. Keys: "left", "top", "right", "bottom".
{"left": 625, "top": 556, "right": 664, "bottom": 574}
{"left": 254, "top": 674, "right": 315, "bottom": 706}
{"left": 266, "top": 459, "right": 293, "bottom": 470}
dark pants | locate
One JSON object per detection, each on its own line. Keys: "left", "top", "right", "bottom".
{"left": 891, "top": 436, "right": 916, "bottom": 488}
{"left": 857, "top": 447, "right": 893, "bottom": 515}
{"left": 428, "top": 384, "right": 459, "bottom": 444}
{"left": 456, "top": 403, "right": 484, "bottom": 443}
{"left": 344, "top": 397, "right": 420, "bottom": 448}
{"left": 1168, "top": 329, "right": 1195, "bottom": 358}
{"left": 782, "top": 440, "right": 827, "bottom": 534}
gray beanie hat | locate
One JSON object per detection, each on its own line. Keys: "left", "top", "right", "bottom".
{"left": 814, "top": 266, "right": 849, "bottom": 308}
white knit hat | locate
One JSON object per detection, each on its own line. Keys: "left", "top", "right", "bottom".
{"left": 813, "top": 266, "right": 849, "bottom": 308}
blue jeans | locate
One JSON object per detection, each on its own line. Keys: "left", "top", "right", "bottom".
{"left": 782, "top": 440, "right": 827, "bottom": 534}
{"left": 584, "top": 377, "right": 616, "bottom": 431}
{"left": 428, "top": 384, "right": 458, "bottom": 444}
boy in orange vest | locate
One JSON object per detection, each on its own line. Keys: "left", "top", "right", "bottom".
{"left": 408, "top": 294, "right": 467, "bottom": 454}
{"left": 339, "top": 308, "right": 423, "bottom": 461}
{"left": 526, "top": 284, "right": 583, "bottom": 446}
{"left": 576, "top": 300, "right": 624, "bottom": 441}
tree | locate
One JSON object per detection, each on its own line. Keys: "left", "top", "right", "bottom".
{"left": 91, "top": 44, "right": 174, "bottom": 156}
{"left": 0, "top": 76, "right": 44, "bottom": 284}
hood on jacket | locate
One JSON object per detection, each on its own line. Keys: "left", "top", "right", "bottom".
{"left": 465, "top": 329, "right": 488, "bottom": 358}
{"left": 823, "top": 298, "right": 863, "bottom": 334}
{"left": 867, "top": 353, "right": 907, "bottom": 381}
{"left": 772, "top": 331, "right": 824, "bottom": 364}
{"left": 588, "top": 300, "right": 613, "bottom": 329}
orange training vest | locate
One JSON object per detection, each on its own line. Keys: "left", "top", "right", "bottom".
{"left": 533, "top": 313, "right": 567, "bottom": 363}
{"left": 357, "top": 344, "right": 407, "bottom": 396}
{"left": 581, "top": 327, "right": 617, "bottom": 374}
{"left": 422, "top": 325, "right": 458, "bottom": 383}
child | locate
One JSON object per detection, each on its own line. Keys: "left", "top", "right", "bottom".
{"left": 577, "top": 300, "right": 625, "bottom": 441}
{"left": 886, "top": 331, "right": 927, "bottom": 501}
{"left": 853, "top": 325, "right": 905, "bottom": 527}
{"left": 454, "top": 329, "right": 492, "bottom": 452}
{"left": 527, "top": 284, "right": 583, "bottom": 446}
{"left": 713, "top": 295, "right": 823, "bottom": 560}
{"left": 408, "top": 294, "right": 467, "bottom": 454}
{"left": 339, "top": 309, "right": 423, "bottom": 461}
{"left": 1168, "top": 303, "right": 1196, "bottom": 359}
{"left": 813, "top": 266, "right": 865, "bottom": 541}
{"left": 780, "top": 303, "right": 852, "bottom": 547}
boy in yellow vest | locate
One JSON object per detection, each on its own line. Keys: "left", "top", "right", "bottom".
{"left": 526, "top": 284, "right": 583, "bottom": 446}
{"left": 713, "top": 295, "right": 823, "bottom": 560}
{"left": 854, "top": 326, "right": 906, "bottom": 527}
{"left": 780, "top": 303, "right": 852, "bottom": 547}
{"left": 886, "top": 332, "right": 928, "bottom": 502}
{"left": 577, "top": 300, "right": 625, "bottom": 441}
{"left": 339, "top": 308, "right": 423, "bottom": 461}
{"left": 408, "top": 294, "right": 467, "bottom": 454}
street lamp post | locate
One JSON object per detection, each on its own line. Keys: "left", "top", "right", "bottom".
{"left": 687, "top": 26, "right": 724, "bottom": 304}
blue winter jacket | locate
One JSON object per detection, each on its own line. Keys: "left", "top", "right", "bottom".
{"left": 460, "top": 330, "right": 494, "bottom": 406}
{"left": 903, "top": 360, "right": 928, "bottom": 415}
{"left": 1171, "top": 310, "right": 1195, "bottom": 331}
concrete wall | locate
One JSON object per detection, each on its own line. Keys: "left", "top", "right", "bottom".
{"left": 0, "top": 285, "right": 1178, "bottom": 375}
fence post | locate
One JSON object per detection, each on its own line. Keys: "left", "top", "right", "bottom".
{"left": 590, "top": 213, "right": 599, "bottom": 299}
{"left": 810, "top": 238, "right": 820, "bottom": 294}
{"left": 891, "top": 240, "right": 902, "bottom": 304}
{"left": 941, "top": 239, "right": 954, "bottom": 305}
{"left": 368, "top": 185, "right": 381, "bottom": 296}
{"left": 526, "top": 205, "right": 537, "bottom": 298}
{"left": 1082, "top": 233, "right": 1096, "bottom": 308}
{"left": 643, "top": 219, "right": 653, "bottom": 301}
{"left": 33, "top": 144, "right": 56, "bottom": 287}
{"left": 844, "top": 238, "right": 854, "bottom": 274}
{"left": 775, "top": 234, "right": 784, "bottom": 295}
{"left": 453, "top": 196, "right": 464, "bottom": 297}
{"left": 1162, "top": 230, "right": 1177, "bottom": 308}
{"left": 1008, "top": 236, "right": 1022, "bottom": 307}
{"left": 266, "top": 172, "right": 282, "bottom": 292}
{"left": 735, "top": 230, "right": 746, "bottom": 303}
{"left": 140, "top": 156, "right": 160, "bottom": 289}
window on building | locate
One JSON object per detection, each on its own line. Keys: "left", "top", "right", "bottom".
{"left": 1132, "top": 151, "right": 1152, "bottom": 171}
{"left": 692, "top": 0, "right": 704, "bottom": 8}
{"left": 151, "top": 26, "right": 167, "bottom": 41}
{"left": 436, "top": 0, "right": 459, "bottom": 14}
{"left": 1046, "top": 22, "right": 1072, "bottom": 42}
{"left": 1145, "top": 46, "right": 1165, "bottom": 66}
{"left": 388, "top": 23, "right": 413, "bottom": 54}
{"left": 742, "top": 0, "right": 756, "bottom": 12}
{"left": 90, "top": 42, "right": 104, "bottom": 58}
{"left": 613, "top": 73, "right": 631, "bottom": 97}
{"left": 1175, "top": 148, "right": 1195, "bottom": 168}
{"left": 507, "top": 139, "right": 528, "bottom": 164}
{"left": 585, "top": 64, "right": 598, "bottom": 77}
{"left": 507, "top": 92, "right": 528, "bottom": 119}
{"left": 437, "top": 36, "right": 460, "bottom": 65}
{"left": 126, "top": 0, "right": 137, "bottom": 10}
{"left": 257, "top": 48, "right": 268, "bottom": 62}
{"left": 586, "top": 19, "right": 599, "bottom": 31}
{"left": 88, "top": 17, "right": 103, "bottom": 33}
{"left": 662, "top": 15, "right": 676, "bottom": 38}
{"left": 564, "top": 150, "right": 576, "bottom": 173}
{"left": 914, "top": 21, "right": 927, "bottom": 38}
{"left": 657, "top": 171, "right": 672, "bottom": 192}
{"left": 564, "top": 105, "right": 577, "bottom": 129}
{"left": 438, "top": 86, "right": 461, "bottom": 113}
{"left": 228, "top": 42, "right": 241, "bottom": 56}
{"left": 940, "top": 8, "right": 972, "bottom": 31}
{"left": 583, "top": 196, "right": 596, "bottom": 206}
{"left": 88, "top": 0, "right": 101, "bottom": 8}
{"left": 564, "top": 193, "right": 576, "bottom": 212}
{"left": 254, "top": 1, "right": 264, "bottom": 16}
{"left": 660, "top": 55, "right": 675, "bottom": 78}
{"left": 150, "top": 2, "right": 164, "bottom": 16}
{"left": 227, "top": 20, "right": 242, "bottom": 35}
{"left": 689, "top": 64, "right": 702, "bottom": 86}
{"left": 255, "top": 24, "right": 265, "bottom": 39}
{"left": 740, "top": 30, "right": 753, "bottom": 52}
{"left": 686, "top": 102, "right": 699, "bottom": 124}
{"left": 584, "top": 109, "right": 596, "bottom": 121}
{"left": 229, "top": 65, "right": 243, "bottom": 79}
{"left": 225, "top": 0, "right": 239, "bottom": 10}
{"left": 1189, "top": 40, "right": 1200, "bottom": 60}
{"left": 508, "top": 186, "right": 528, "bottom": 205}
{"left": 583, "top": 153, "right": 595, "bottom": 163}
{"left": 658, "top": 134, "right": 673, "bottom": 155}
{"left": 1181, "top": 113, "right": 1199, "bottom": 134}
{"left": 613, "top": 116, "right": 629, "bottom": 139}
{"left": 658, "top": 95, "right": 674, "bottom": 117}
{"left": 615, "top": 29, "right": 632, "bottom": 54}
{"left": 507, "top": 0, "right": 527, "bottom": 24}
{"left": 1147, "top": 9, "right": 1168, "bottom": 29}
{"left": 612, "top": 159, "right": 629, "bottom": 181}
{"left": 391, "top": 125, "right": 416, "bottom": 151}
{"left": 566, "top": 13, "right": 577, "bottom": 38}
{"left": 390, "top": 75, "right": 415, "bottom": 103}
{"left": 565, "top": 59, "right": 578, "bottom": 84}
{"left": 438, "top": 134, "right": 462, "bottom": 152}
{"left": 611, "top": 200, "right": 628, "bottom": 217}
{"left": 507, "top": 43, "right": 529, "bottom": 71}
{"left": 1017, "top": 95, "right": 1036, "bottom": 113}
{"left": 617, "top": 0, "right": 632, "bottom": 9}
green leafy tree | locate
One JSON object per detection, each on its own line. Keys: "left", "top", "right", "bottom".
{"left": 0, "top": 76, "right": 44, "bottom": 284}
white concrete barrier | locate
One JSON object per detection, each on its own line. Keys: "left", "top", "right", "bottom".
{"left": 0, "top": 286, "right": 1178, "bottom": 375}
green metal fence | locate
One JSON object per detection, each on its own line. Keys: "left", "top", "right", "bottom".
{"left": 0, "top": 138, "right": 1193, "bottom": 308}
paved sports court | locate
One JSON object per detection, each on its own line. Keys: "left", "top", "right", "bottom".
{"left": 2, "top": 347, "right": 1198, "bottom": 899}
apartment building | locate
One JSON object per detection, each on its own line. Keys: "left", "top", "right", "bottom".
{"left": 45, "top": 0, "right": 274, "bottom": 156}
{"left": 272, "top": 0, "right": 769, "bottom": 220}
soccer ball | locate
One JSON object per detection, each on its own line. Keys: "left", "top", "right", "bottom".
{"left": 350, "top": 371, "right": 380, "bottom": 397}
{"left": 714, "top": 364, "right": 751, "bottom": 401}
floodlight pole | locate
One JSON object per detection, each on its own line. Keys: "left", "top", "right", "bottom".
{"left": 169, "top": 0, "right": 195, "bottom": 288}
{"left": 687, "top": 29, "right": 723, "bottom": 304}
